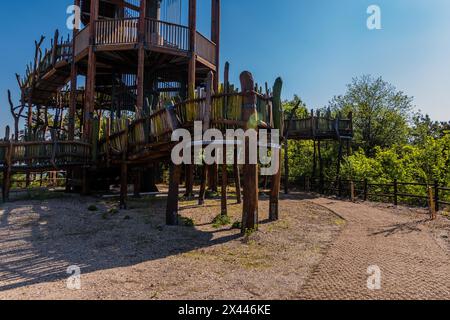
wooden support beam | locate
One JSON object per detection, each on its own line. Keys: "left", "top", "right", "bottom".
{"left": 269, "top": 78, "right": 283, "bottom": 221}
{"left": 240, "top": 71, "right": 258, "bottom": 233}
{"left": 221, "top": 140, "right": 228, "bottom": 216}
{"left": 211, "top": 0, "right": 221, "bottom": 91}
{"left": 184, "top": 164, "right": 194, "bottom": 199}
{"left": 84, "top": 0, "right": 99, "bottom": 142}
{"left": 2, "top": 127, "right": 11, "bottom": 203}
{"left": 120, "top": 120, "right": 129, "bottom": 209}
{"left": 223, "top": 62, "right": 241, "bottom": 204}
{"left": 198, "top": 165, "right": 207, "bottom": 206}
{"left": 136, "top": 0, "right": 147, "bottom": 114}
{"left": 198, "top": 71, "right": 213, "bottom": 205}
{"left": 188, "top": 0, "right": 197, "bottom": 93}
{"left": 284, "top": 141, "right": 289, "bottom": 195}
{"left": 234, "top": 145, "right": 242, "bottom": 204}
{"left": 166, "top": 163, "right": 181, "bottom": 225}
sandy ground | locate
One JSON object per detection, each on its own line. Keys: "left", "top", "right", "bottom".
{"left": 0, "top": 192, "right": 343, "bottom": 300}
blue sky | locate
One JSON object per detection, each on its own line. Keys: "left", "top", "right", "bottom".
{"left": 1, "top": 0, "right": 450, "bottom": 129}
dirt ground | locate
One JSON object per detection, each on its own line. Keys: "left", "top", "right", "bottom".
{"left": 0, "top": 191, "right": 343, "bottom": 300}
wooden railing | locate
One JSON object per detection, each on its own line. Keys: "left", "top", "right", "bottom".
{"left": 0, "top": 141, "right": 91, "bottom": 170}
{"left": 95, "top": 18, "right": 139, "bottom": 45}
{"left": 146, "top": 18, "right": 189, "bottom": 51}
{"left": 286, "top": 117, "right": 353, "bottom": 139}
{"left": 195, "top": 33, "right": 216, "bottom": 65}
{"left": 74, "top": 24, "right": 90, "bottom": 56}
{"left": 291, "top": 176, "right": 450, "bottom": 212}
{"left": 98, "top": 106, "right": 179, "bottom": 161}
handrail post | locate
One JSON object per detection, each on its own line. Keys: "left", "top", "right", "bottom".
{"left": 393, "top": 179, "right": 398, "bottom": 206}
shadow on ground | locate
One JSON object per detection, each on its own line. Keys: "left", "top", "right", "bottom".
{"left": 0, "top": 195, "right": 243, "bottom": 292}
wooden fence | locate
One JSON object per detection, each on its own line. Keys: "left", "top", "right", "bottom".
{"left": 290, "top": 176, "right": 450, "bottom": 212}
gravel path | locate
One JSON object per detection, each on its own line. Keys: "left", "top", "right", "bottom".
{"left": 299, "top": 199, "right": 450, "bottom": 300}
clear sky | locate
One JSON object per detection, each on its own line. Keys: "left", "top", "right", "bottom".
{"left": 1, "top": 0, "right": 450, "bottom": 130}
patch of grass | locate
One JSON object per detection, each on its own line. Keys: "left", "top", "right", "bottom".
{"left": 334, "top": 218, "right": 346, "bottom": 226}
{"left": 242, "top": 227, "right": 258, "bottom": 244}
{"left": 88, "top": 205, "right": 99, "bottom": 212}
{"left": 180, "top": 216, "right": 195, "bottom": 227}
{"left": 231, "top": 221, "right": 242, "bottom": 229}
{"left": 206, "top": 191, "right": 220, "bottom": 199}
{"left": 212, "top": 214, "right": 231, "bottom": 228}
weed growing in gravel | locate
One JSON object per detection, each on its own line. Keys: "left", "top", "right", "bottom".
{"left": 180, "top": 216, "right": 195, "bottom": 227}
{"left": 232, "top": 221, "right": 241, "bottom": 229}
{"left": 212, "top": 214, "right": 231, "bottom": 228}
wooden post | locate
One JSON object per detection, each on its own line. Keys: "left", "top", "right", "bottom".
{"left": 211, "top": 0, "right": 221, "bottom": 91}
{"left": 318, "top": 140, "right": 324, "bottom": 194}
{"left": 428, "top": 186, "right": 437, "bottom": 220}
{"left": 350, "top": 181, "right": 355, "bottom": 202}
{"left": 284, "top": 140, "right": 289, "bottom": 194}
{"left": 434, "top": 180, "right": 440, "bottom": 213}
{"left": 69, "top": 0, "right": 80, "bottom": 141}
{"left": 363, "top": 179, "right": 368, "bottom": 201}
{"left": 184, "top": 164, "right": 194, "bottom": 199}
{"left": 84, "top": 0, "right": 99, "bottom": 142}
{"left": 312, "top": 139, "right": 317, "bottom": 189}
{"left": 2, "top": 126, "right": 11, "bottom": 203}
{"left": 198, "top": 71, "right": 213, "bottom": 206}
{"left": 269, "top": 77, "right": 283, "bottom": 221}
{"left": 136, "top": 0, "right": 147, "bottom": 115}
{"left": 188, "top": 0, "right": 197, "bottom": 95}
{"left": 221, "top": 146, "right": 228, "bottom": 216}
{"left": 120, "top": 120, "right": 129, "bottom": 209}
{"left": 51, "top": 29, "right": 60, "bottom": 66}
{"left": 393, "top": 179, "right": 398, "bottom": 206}
{"left": 166, "top": 163, "right": 182, "bottom": 225}
{"left": 240, "top": 71, "right": 259, "bottom": 233}
{"left": 198, "top": 165, "right": 207, "bottom": 205}
{"left": 234, "top": 146, "right": 242, "bottom": 204}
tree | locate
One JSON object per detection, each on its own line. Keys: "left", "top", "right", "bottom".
{"left": 329, "top": 75, "right": 413, "bottom": 156}
{"left": 410, "top": 112, "right": 450, "bottom": 145}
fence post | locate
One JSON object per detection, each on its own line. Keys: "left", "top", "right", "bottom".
{"left": 393, "top": 179, "right": 398, "bottom": 206}
{"left": 350, "top": 180, "right": 355, "bottom": 202}
{"left": 428, "top": 186, "right": 437, "bottom": 220}
{"left": 363, "top": 179, "right": 368, "bottom": 201}
{"left": 337, "top": 178, "right": 342, "bottom": 198}
{"left": 434, "top": 180, "right": 439, "bottom": 213}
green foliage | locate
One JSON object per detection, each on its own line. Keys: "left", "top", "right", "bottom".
{"left": 180, "top": 216, "right": 195, "bottom": 227}
{"left": 212, "top": 214, "right": 231, "bottom": 228}
{"left": 232, "top": 221, "right": 242, "bottom": 229}
{"left": 329, "top": 75, "right": 413, "bottom": 156}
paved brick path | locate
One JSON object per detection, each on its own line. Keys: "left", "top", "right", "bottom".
{"left": 299, "top": 199, "right": 450, "bottom": 300}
